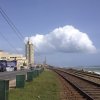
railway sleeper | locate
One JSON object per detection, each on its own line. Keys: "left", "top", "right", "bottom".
{"left": 55, "top": 70, "right": 95, "bottom": 100}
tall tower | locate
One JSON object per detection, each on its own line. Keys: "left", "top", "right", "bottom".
{"left": 25, "top": 37, "right": 34, "bottom": 66}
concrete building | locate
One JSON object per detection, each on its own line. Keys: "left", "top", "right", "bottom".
{"left": 25, "top": 37, "right": 34, "bottom": 66}
{"left": 0, "top": 50, "right": 27, "bottom": 69}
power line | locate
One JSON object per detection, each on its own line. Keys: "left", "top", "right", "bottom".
{"left": 0, "top": 31, "right": 19, "bottom": 53}
{"left": 0, "top": 6, "right": 24, "bottom": 41}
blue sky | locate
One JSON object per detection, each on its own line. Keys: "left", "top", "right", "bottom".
{"left": 0, "top": 0, "right": 100, "bottom": 67}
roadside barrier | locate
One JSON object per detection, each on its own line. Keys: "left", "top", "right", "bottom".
{"left": 16, "top": 75, "right": 26, "bottom": 88}
{"left": 27, "top": 71, "right": 33, "bottom": 82}
{"left": 36, "top": 69, "right": 39, "bottom": 76}
{"left": 0, "top": 67, "right": 44, "bottom": 100}
{"left": 32, "top": 70, "right": 36, "bottom": 78}
{"left": 0, "top": 80, "right": 9, "bottom": 100}
{"left": 40, "top": 68, "right": 44, "bottom": 73}
{"left": 34, "top": 70, "right": 38, "bottom": 78}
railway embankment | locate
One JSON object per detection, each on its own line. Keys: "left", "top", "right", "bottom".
{"left": 52, "top": 68, "right": 100, "bottom": 100}
{"left": 1, "top": 67, "right": 100, "bottom": 100}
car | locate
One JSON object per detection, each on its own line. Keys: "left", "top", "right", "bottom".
{"left": 29, "top": 67, "right": 34, "bottom": 70}
{"left": 14, "top": 67, "right": 17, "bottom": 71}
{"left": 0, "top": 66, "right": 6, "bottom": 72}
{"left": 20, "top": 66, "right": 25, "bottom": 70}
{"left": 6, "top": 66, "right": 14, "bottom": 71}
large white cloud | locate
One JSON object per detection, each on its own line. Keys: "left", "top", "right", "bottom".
{"left": 25, "top": 25, "right": 96, "bottom": 53}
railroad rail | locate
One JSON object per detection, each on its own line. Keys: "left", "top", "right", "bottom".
{"left": 52, "top": 68, "right": 100, "bottom": 100}
{"left": 65, "top": 68, "right": 100, "bottom": 78}
{"left": 63, "top": 68, "right": 100, "bottom": 84}
{"left": 58, "top": 73, "right": 86, "bottom": 100}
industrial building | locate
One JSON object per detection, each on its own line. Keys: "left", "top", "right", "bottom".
{"left": 25, "top": 37, "right": 34, "bottom": 66}
{"left": 0, "top": 37, "right": 34, "bottom": 69}
{"left": 0, "top": 50, "right": 27, "bottom": 69}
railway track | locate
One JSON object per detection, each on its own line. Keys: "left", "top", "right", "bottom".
{"left": 61, "top": 68, "right": 100, "bottom": 77}
{"left": 52, "top": 68, "right": 100, "bottom": 100}
{"left": 57, "top": 73, "right": 86, "bottom": 100}
{"left": 64, "top": 69, "right": 100, "bottom": 84}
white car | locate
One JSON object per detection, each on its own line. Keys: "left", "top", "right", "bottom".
{"left": 6, "top": 66, "right": 14, "bottom": 71}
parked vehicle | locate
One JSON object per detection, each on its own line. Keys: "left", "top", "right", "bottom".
{"left": 29, "top": 66, "right": 34, "bottom": 70}
{"left": 20, "top": 66, "right": 25, "bottom": 70}
{"left": 0, "top": 60, "right": 17, "bottom": 72}
{"left": 0, "top": 66, "right": 6, "bottom": 72}
{"left": 14, "top": 67, "right": 17, "bottom": 71}
{"left": 0, "top": 60, "right": 6, "bottom": 72}
{"left": 6, "top": 66, "right": 14, "bottom": 71}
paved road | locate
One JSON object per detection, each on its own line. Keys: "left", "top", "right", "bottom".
{"left": 0, "top": 70, "right": 29, "bottom": 80}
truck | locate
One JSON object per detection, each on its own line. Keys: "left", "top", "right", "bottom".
{"left": 0, "top": 60, "right": 17, "bottom": 72}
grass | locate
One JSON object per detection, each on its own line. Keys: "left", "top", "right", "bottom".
{"left": 9, "top": 70, "right": 61, "bottom": 100}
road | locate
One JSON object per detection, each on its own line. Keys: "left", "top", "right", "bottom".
{"left": 0, "top": 70, "right": 29, "bottom": 80}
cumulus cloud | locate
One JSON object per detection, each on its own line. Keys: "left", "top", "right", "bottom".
{"left": 24, "top": 25, "right": 96, "bottom": 54}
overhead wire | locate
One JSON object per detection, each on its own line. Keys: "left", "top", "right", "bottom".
{"left": 0, "top": 31, "right": 20, "bottom": 53}
{"left": 0, "top": 6, "right": 24, "bottom": 53}
{"left": 0, "top": 6, "right": 24, "bottom": 41}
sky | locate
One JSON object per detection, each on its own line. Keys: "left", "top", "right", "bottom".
{"left": 0, "top": 0, "right": 100, "bottom": 67}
